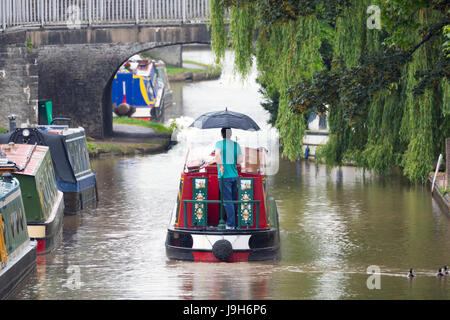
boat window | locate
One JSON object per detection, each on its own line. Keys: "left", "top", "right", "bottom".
{"left": 37, "top": 153, "right": 59, "bottom": 214}
{"left": 10, "top": 215, "right": 14, "bottom": 238}
{"left": 19, "top": 207, "right": 24, "bottom": 231}
{"left": 67, "top": 139, "right": 91, "bottom": 176}
{"left": 1, "top": 215, "right": 5, "bottom": 241}
{"left": 15, "top": 211, "right": 20, "bottom": 235}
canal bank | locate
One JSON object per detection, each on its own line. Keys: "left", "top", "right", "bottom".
{"left": 167, "top": 61, "right": 222, "bottom": 82}
{"left": 87, "top": 123, "right": 173, "bottom": 158}
{"left": 426, "top": 147, "right": 450, "bottom": 215}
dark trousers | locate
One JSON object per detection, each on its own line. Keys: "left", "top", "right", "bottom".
{"left": 220, "top": 177, "right": 238, "bottom": 227}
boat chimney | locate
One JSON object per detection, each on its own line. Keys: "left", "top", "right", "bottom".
{"left": 2, "top": 172, "right": 13, "bottom": 183}
{"left": 7, "top": 114, "right": 16, "bottom": 132}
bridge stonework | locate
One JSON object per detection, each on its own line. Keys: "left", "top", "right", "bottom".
{"left": 0, "top": 31, "right": 39, "bottom": 129}
{"left": 0, "top": 24, "right": 210, "bottom": 138}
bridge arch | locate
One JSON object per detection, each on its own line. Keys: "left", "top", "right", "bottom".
{"left": 31, "top": 25, "right": 210, "bottom": 138}
{"left": 102, "top": 43, "right": 193, "bottom": 137}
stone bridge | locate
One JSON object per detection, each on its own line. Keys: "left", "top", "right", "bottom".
{"left": 0, "top": 0, "right": 211, "bottom": 138}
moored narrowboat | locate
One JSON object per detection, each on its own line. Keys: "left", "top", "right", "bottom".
{"left": 0, "top": 127, "right": 98, "bottom": 214}
{"left": 166, "top": 110, "right": 281, "bottom": 262}
{"left": 0, "top": 143, "right": 64, "bottom": 254}
{"left": 112, "top": 56, "right": 170, "bottom": 121}
{"left": 0, "top": 173, "right": 37, "bottom": 299}
{"left": 36, "top": 126, "right": 98, "bottom": 214}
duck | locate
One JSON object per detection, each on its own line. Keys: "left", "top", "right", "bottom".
{"left": 444, "top": 265, "right": 448, "bottom": 275}
{"left": 407, "top": 268, "right": 415, "bottom": 278}
{"left": 436, "top": 268, "right": 444, "bottom": 277}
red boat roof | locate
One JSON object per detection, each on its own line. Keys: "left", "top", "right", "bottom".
{"left": 0, "top": 144, "right": 49, "bottom": 176}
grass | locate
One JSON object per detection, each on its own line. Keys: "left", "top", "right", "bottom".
{"left": 166, "top": 60, "right": 222, "bottom": 77}
{"left": 439, "top": 186, "right": 449, "bottom": 196}
{"left": 86, "top": 140, "right": 168, "bottom": 157}
{"left": 112, "top": 117, "right": 172, "bottom": 134}
{"left": 182, "top": 60, "right": 215, "bottom": 69}
{"left": 166, "top": 65, "right": 206, "bottom": 76}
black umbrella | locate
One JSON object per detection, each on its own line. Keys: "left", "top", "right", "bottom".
{"left": 189, "top": 108, "right": 260, "bottom": 131}
{"left": 189, "top": 108, "right": 260, "bottom": 230}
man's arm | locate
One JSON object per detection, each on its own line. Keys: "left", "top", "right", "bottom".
{"left": 237, "top": 144, "right": 243, "bottom": 164}
{"left": 215, "top": 148, "right": 224, "bottom": 173}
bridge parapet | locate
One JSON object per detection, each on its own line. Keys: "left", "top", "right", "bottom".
{"left": 1, "top": 0, "right": 210, "bottom": 31}
{"left": 0, "top": 1, "right": 212, "bottom": 139}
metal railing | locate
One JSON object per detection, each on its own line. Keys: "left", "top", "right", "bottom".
{"left": 0, "top": 0, "right": 210, "bottom": 31}
{"left": 183, "top": 199, "right": 262, "bottom": 230}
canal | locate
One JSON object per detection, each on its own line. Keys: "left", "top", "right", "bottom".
{"left": 11, "top": 46, "right": 450, "bottom": 300}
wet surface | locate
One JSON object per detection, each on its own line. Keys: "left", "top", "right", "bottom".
{"left": 10, "top": 46, "right": 450, "bottom": 300}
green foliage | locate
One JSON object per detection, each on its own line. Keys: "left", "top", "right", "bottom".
{"left": 229, "top": 2, "right": 256, "bottom": 78}
{"left": 112, "top": 117, "right": 173, "bottom": 134}
{"left": 444, "top": 24, "right": 450, "bottom": 58}
{"left": 209, "top": 0, "right": 228, "bottom": 64}
{"left": 275, "top": 94, "right": 306, "bottom": 161}
{"left": 257, "top": 78, "right": 280, "bottom": 125}
{"left": 209, "top": 0, "right": 450, "bottom": 183}
{"left": 26, "top": 38, "right": 33, "bottom": 53}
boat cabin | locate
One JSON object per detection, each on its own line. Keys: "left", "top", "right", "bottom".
{"left": 0, "top": 143, "right": 64, "bottom": 254}
{"left": 176, "top": 144, "right": 270, "bottom": 230}
{"left": 112, "top": 58, "right": 166, "bottom": 120}
{"left": 0, "top": 127, "right": 98, "bottom": 214}
{"left": 166, "top": 130, "right": 280, "bottom": 262}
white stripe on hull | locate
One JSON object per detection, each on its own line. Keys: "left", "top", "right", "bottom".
{"left": 191, "top": 234, "right": 251, "bottom": 251}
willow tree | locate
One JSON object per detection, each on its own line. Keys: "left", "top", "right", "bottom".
{"left": 209, "top": 0, "right": 449, "bottom": 183}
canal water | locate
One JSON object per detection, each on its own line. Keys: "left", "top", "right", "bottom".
{"left": 11, "top": 46, "right": 450, "bottom": 300}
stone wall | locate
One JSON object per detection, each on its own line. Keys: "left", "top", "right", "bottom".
{"left": 0, "top": 24, "right": 210, "bottom": 138}
{"left": 37, "top": 41, "right": 181, "bottom": 138}
{"left": 146, "top": 45, "right": 182, "bottom": 67}
{"left": 0, "top": 32, "right": 39, "bottom": 130}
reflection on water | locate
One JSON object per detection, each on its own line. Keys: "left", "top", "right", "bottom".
{"left": 10, "top": 46, "right": 450, "bottom": 300}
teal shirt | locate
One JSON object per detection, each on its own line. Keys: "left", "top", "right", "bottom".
{"left": 215, "top": 139, "right": 242, "bottom": 179}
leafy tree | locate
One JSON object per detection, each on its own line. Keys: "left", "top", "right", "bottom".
{"left": 210, "top": 0, "right": 449, "bottom": 182}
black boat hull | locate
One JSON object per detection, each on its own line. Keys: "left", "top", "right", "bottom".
{"left": 0, "top": 241, "right": 37, "bottom": 300}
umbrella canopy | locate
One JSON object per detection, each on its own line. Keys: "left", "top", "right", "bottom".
{"left": 189, "top": 109, "right": 260, "bottom": 131}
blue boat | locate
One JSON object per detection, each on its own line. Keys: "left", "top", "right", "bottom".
{"left": 111, "top": 58, "right": 168, "bottom": 121}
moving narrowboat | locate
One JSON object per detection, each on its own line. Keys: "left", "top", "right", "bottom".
{"left": 0, "top": 173, "right": 37, "bottom": 299}
{"left": 0, "top": 143, "right": 64, "bottom": 254}
{"left": 166, "top": 111, "right": 280, "bottom": 262}
{"left": 0, "top": 127, "right": 98, "bottom": 214}
{"left": 112, "top": 56, "right": 170, "bottom": 121}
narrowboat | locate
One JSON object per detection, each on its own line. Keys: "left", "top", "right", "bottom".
{"left": 0, "top": 126, "right": 98, "bottom": 214}
{"left": 111, "top": 56, "right": 170, "bottom": 121}
{"left": 0, "top": 143, "right": 64, "bottom": 254}
{"left": 0, "top": 173, "right": 37, "bottom": 299}
{"left": 165, "top": 125, "right": 281, "bottom": 262}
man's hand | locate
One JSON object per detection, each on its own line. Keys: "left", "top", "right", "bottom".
{"left": 219, "top": 165, "right": 224, "bottom": 174}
